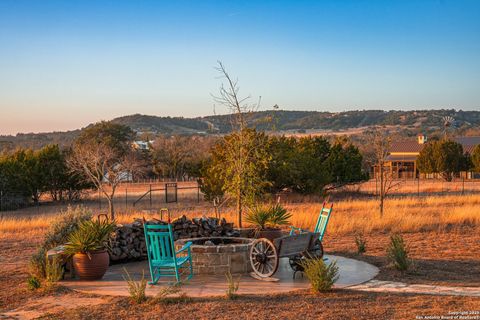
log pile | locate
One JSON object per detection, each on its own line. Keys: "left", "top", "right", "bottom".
{"left": 108, "top": 215, "right": 240, "bottom": 262}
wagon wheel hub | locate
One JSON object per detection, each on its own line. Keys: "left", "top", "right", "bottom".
{"left": 254, "top": 252, "right": 267, "bottom": 264}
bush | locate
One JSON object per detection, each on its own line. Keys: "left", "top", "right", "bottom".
{"left": 225, "top": 270, "right": 240, "bottom": 300}
{"left": 300, "top": 258, "right": 339, "bottom": 292}
{"left": 387, "top": 234, "right": 411, "bottom": 271}
{"left": 123, "top": 268, "right": 147, "bottom": 304}
{"left": 45, "top": 256, "right": 63, "bottom": 285}
{"left": 29, "top": 206, "right": 92, "bottom": 278}
{"left": 355, "top": 233, "right": 367, "bottom": 254}
{"left": 27, "top": 275, "right": 41, "bottom": 290}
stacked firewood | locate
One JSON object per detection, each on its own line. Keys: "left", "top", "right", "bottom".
{"left": 108, "top": 215, "right": 240, "bottom": 262}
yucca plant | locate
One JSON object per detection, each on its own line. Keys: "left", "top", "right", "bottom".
{"left": 245, "top": 205, "right": 271, "bottom": 230}
{"left": 268, "top": 203, "right": 292, "bottom": 227}
{"left": 64, "top": 219, "right": 116, "bottom": 257}
{"left": 245, "top": 203, "right": 291, "bottom": 230}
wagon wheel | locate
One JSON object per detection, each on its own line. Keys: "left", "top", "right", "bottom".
{"left": 250, "top": 238, "right": 279, "bottom": 278}
{"left": 288, "top": 240, "right": 324, "bottom": 272}
{"left": 307, "top": 239, "right": 324, "bottom": 259}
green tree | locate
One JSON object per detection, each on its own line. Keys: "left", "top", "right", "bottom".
{"left": 293, "top": 136, "right": 331, "bottom": 194}
{"left": 77, "top": 121, "right": 135, "bottom": 156}
{"left": 416, "top": 141, "right": 437, "bottom": 175}
{"left": 207, "top": 129, "right": 271, "bottom": 227}
{"left": 417, "top": 139, "right": 466, "bottom": 181}
{"left": 471, "top": 145, "right": 480, "bottom": 173}
{"left": 211, "top": 62, "right": 269, "bottom": 227}
{"left": 324, "top": 138, "right": 366, "bottom": 186}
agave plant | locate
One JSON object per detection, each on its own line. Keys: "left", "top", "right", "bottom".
{"left": 245, "top": 203, "right": 292, "bottom": 230}
{"left": 64, "top": 218, "right": 116, "bottom": 257}
{"left": 268, "top": 203, "right": 292, "bottom": 227}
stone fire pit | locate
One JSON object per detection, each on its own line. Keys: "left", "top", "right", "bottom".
{"left": 175, "top": 237, "right": 254, "bottom": 275}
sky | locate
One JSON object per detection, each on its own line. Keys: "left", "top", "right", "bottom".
{"left": 0, "top": 0, "right": 479, "bottom": 135}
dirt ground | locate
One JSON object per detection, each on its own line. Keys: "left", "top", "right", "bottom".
{"left": 1, "top": 225, "right": 479, "bottom": 319}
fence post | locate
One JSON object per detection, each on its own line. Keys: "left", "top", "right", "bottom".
{"left": 417, "top": 178, "right": 420, "bottom": 197}
{"left": 149, "top": 184, "right": 152, "bottom": 209}
{"left": 462, "top": 178, "right": 465, "bottom": 195}
{"left": 125, "top": 188, "right": 128, "bottom": 211}
{"left": 197, "top": 185, "right": 200, "bottom": 203}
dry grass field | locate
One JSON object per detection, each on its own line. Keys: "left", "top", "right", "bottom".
{"left": 2, "top": 193, "right": 479, "bottom": 236}
{"left": 0, "top": 189, "right": 479, "bottom": 319}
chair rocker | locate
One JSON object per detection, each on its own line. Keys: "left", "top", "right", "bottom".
{"left": 143, "top": 224, "right": 193, "bottom": 284}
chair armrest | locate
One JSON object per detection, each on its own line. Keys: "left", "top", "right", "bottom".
{"left": 176, "top": 241, "right": 192, "bottom": 254}
{"left": 289, "top": 226, "right": 306, "bottom": 235}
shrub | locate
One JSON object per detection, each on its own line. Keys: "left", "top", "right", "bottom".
{"left": 387, "top": 234, "right": 411, "bottom": 271}
{"left": 123, "top": 268, "right": 147, "bottom": 304}
{"left": 300, "top": 258, "right": 339, "bottom": 292}
{"left": 225, "top": 270, "right": 240, "bottom": 300}
{"left": 29, "top": 206, "right": 92, "bottom": 278}
{"left": 45, "top": 256, "right": 63, "bottom": 286}
{"left": 27, "top": 275, "right": 41, "bottom": 290}
{"left": 29, "top": 248, "right": 47, "bottom": 279}
{"left": 355, "top": 233, "right": 367, "bottom": 254}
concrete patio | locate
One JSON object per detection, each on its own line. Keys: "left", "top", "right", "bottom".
{"left": 62, "top": 255, "right": 379, "bottom": 298}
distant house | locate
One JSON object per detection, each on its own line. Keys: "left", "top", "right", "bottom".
{"left": 374, "top": 134, "right": 480, "bottom": 179}
{"left": 132, "top": 140, "right": 154, "bottom": 150}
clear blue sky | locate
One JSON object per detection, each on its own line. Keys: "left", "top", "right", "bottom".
{"left": 0, "top": 0, "right": 479, "bottom": 134}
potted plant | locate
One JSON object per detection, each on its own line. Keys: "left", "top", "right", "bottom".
{"left": 64, "top": 218, "right": 115, "bottom": 280}
{"left": 245, "top": 203, "right": 292, "bottom": 241}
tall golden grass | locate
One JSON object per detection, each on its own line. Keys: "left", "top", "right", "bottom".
{"left": 1, "top": 194, "right": 478, "bottom": 237}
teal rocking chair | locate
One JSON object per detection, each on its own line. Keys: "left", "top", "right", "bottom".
{"left": 289, "top": 201, "right": 333, "bottom": 241}
{"left": 143, "top": 224, "right": 193, "bottom": 284}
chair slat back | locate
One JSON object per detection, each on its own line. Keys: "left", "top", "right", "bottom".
{"left": 144, "top": 224, "right": 175, "bottom": 262}
{"left": 314, "top": 202, "right": 333, "bottom": 241}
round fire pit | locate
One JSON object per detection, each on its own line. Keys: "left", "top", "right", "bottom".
{"left": 175, "top": 237, "right": 254, "bottom": 275}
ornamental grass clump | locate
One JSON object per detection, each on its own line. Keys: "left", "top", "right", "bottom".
{"left": 387, "top": 234, "right": 411, "bottom": 271}
{"left": 123, "top": 268, "right": 147, "bottom": 304}
{"left": 300, "top": 258, "right": 339, "bottom": 292}
{"left": 225, "top": 270, "right": 240, "bottom": 300}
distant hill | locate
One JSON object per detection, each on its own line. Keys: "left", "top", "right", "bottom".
{"left": 2, "top": 109, "right": 480, "bottom": 150}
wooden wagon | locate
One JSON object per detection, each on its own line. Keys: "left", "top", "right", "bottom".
{"left": 249, "top": 202, "right": 333, "bottom": 278}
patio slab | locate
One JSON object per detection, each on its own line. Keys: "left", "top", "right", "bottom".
{"left": 61, "top": 255, "right": 379, "bottom": 298}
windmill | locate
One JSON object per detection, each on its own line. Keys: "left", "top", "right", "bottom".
{"left": 442, "top": 116, "right": 456, "bottom": 139}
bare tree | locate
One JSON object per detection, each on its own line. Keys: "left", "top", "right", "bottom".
{"left": 67, "top": 141, "right": 144, "bottom": 220}
{"left": 371, "top": 129, "right": 401, "bottom": 217}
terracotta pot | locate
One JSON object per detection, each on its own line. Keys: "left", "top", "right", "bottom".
{"left": 255, "top": 228, "right": 284, "bottom": 241}
{"left": 72, "top": 250, "right": 110, "bottom": 280}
